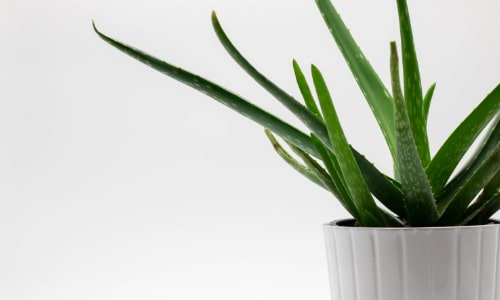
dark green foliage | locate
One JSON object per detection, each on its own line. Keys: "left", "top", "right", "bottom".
{"left": 94, "top": 0, "right": 500, "bottom": 227}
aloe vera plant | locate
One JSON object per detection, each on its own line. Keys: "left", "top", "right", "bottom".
{"left": 94, "top": 0, "right": 500, "bottom": 227}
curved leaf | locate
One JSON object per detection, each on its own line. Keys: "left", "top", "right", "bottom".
{"left": 211, "top": 12, "right": 331, "bottom": 148}
{"left": 423, "top": 83, "right": 436, "bottom": 123}
{"left": 94, "top": 21, "right": 405, "bottom": 218}
{"left": 426, "top": 84, "right": 500, "bottom": 194}
{"left": 264, "top": 129, "right": 326, "bottom": 190}
{"left": 287, "top": 142, "right": 342, "bottom": 201}
{"left": 436, "top": 115, "right": 500, "bottom": 210}
{"left": 469, "top": 166, "right": 500, "bottom": 225}
{"left": 93, "top": 22, "right": 318, "bottom": 156}
{"left": 438, "top": 143, "right": 500, "bottom": 225}
{"left": 461, "top": 172, "right": 500, "bottom": 226}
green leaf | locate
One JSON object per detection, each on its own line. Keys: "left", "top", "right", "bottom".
{"left": 467, "top": 193, "right": 500, "bottom": 225}
{"left": 426, "top": 84, "right": 500, "bottom": 194}
{"left": 313, "top": 133, "right": 406, "bottom": 219}
{"left": 294, "top": 58, "right": 406, "bottom": 218}
{"left": 211, "top": 12, "right": 332, "bottom": 149}
{"left": 213, "top": 11, "right": 407, "bottom": 217}
{"left": 470, "top": 193, "right": 500, "bottom": 225}
{"left": 423, "top": 83, "right": 436, "bottom": 123}
{"left": 312, "top": 64, "right": 385, "bottom": 227}
{"left": 315, "top": 0, "right": 396, "bottom": 163}
{"left": 390, "top": 42, "right": 438, "bottom": 226}
{"left": 92, "top": 22, "right": 319, "bottom": 157}
{"left": 438, "top": 143, "right": 500, "bottom": 225}
{"left": 479, "top": 148, "right": 500, "bottom": 201}
{"left": 264, "top": 129, "right": 327, "bottom": 190}
{"left": 352, "top": 149, "right": 406, "bottom": 219}
{"left": 293, "top": 60, "right": 322, "bottom": 120}
{"left": 294, "top": 59, "right": 404, "bottom": 212}
{"left": 396, "top": 0, "right": 430, "bottom": 166}
{"left": 310, "top": 135, "right": 356, "bottom": 215}
{"left": 94, "top": 21, "right": 406, "bottom": 218}
{"left": 461, "top": 172, "right": 500, "bottom": 225}
{"left": 287, "top": 142, "right": 343, "bottom": 202}
{"left": 436, "top": 115, "right": 500, "bottom": 211}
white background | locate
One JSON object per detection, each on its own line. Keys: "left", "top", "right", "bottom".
{"left": 2, "top": 0, "right": 500, "bottom": 299}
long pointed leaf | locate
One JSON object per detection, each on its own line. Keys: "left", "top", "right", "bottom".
{"left": 93, "top": 22, "right": 318, "bottom": 157}
{"left": 94, "top": 22, "right": 405, "bottom": 215}
{"left": 264, "top": 129, "right": 326, "bottom": 190}
{"left": 293, "top": 60, "right": 322, "bottom": 120}
{"left": 315, "top": 0, "right": 396, "bottom": 163}
{"left": 390, "top": 42, "right": 438, "bottom": 226}
{"left": 423, "top": 83, "right": 436, "bottom": 123}
{"left": 315, "top": 131, "right": 406, "bottom": 218}
{"left": 287, "top": 142, "right": 347, "bottom": 207}
{"left": 438, "top": 143, "right": 500, "bottom": 225}
{"left": 436, "top": 115, "right": 500, "bottom": 210}
{"left": 312, "top": 64, "right": 385, "bottom": 227}
{"left": 296, "top": 58, "right": 404, "bottom": 213}
{"left": 479, "top": 155, "right": 500, "bottom": 201}
{"left": 426, "top": 84, "right": 500, "bottom": 194}
{"left": 461, "top": 171, "right": 500, "bottom": 225}
{"left": 287, "top": 144, "right": 407, "bottom": 232}
{"left": 211, "top": 12, "right": 332, "bottom": 149}
{"left": 353, "top": 149, "right": 406, "bottom": 218}
{"left": 464, "top": 193, "right": 500, "bottom": 225}
{"left": 212, "top": 12, "right": 406, "bottom": 213}
{"left": 310, "top": 135, "right": 355, "bottom": 211}
{"left": 396, "top": 0, "right": 430, "bottom": 166}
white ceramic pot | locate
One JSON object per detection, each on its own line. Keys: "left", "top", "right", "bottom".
{"left": 324, "top": 219, "right": 500, "bottom": 300}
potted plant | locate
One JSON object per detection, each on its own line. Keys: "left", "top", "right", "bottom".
{"left": 93, "top": 0, "right": 500, "bottom": 299}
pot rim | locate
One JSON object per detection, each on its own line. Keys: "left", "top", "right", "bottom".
{"left": 324, "top": 218, "right": 500, "bottom": 230}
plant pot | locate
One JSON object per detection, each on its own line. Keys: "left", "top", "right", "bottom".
{"left": 323, "top": 219, "right": 500, "bottom": 300}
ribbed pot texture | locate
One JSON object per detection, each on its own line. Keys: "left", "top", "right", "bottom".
{"left": 323, "top": 219, "right": 500, "bottom": 300}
